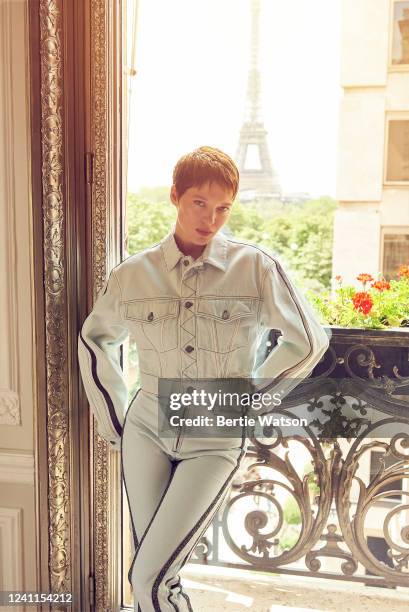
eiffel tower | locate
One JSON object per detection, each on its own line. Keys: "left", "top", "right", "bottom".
{"left": 235, "top": 0, "right": 281, "bottom": 199}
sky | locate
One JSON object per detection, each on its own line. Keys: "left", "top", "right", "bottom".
{"left": 126, "top": 0, "right": 342, "bottom": 198}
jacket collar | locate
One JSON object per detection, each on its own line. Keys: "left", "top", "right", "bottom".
{"left": 161, "top": 224, "right": 228, "bottom": 272}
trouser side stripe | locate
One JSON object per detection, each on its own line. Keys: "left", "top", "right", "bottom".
{"left": 152, "top": 434, "right": 247, "bottom": 611}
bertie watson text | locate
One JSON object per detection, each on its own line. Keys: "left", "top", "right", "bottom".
{"left": 167, "top": 389, "right": 308, "bottom": 429}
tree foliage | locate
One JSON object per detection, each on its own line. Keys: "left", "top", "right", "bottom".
{"left": 126, "top": 192, "right": 176, "bottom": 254}
{"left": 126, "top": 187, "right": 336, "bottom": 292}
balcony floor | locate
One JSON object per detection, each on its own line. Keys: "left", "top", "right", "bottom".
{"left": 181, "top": 564, "right": 409, "bottom": 611}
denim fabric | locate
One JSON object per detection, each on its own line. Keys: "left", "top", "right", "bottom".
{"left": 78, "top": 226, "right": 331, "bottom": 446}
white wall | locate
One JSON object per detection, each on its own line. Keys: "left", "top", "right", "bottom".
{"left": 336, "top": 92, "right": 386, "bottom": 202}
{"left": 334, "top": 0, "right": 409, "bottom": 287}
{"left": 0, "top": 0, "right": 37, "bottom": 594}
{"left": 340, "top": 0, "right": 389, "bottom": 86}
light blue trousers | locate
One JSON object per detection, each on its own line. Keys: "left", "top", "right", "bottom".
{"left": 121, "top": 389, "right": 247, "bottom": 611}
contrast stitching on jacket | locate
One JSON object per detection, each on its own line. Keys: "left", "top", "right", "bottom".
{"left": 209, "top": 319, "right": 222, "bottom": 377}
{"left": 192, "top": 345, "right": 249, "bottom": 356}
{"left": 257, "top": 264, "right": 271, "bottom": 322}
{"left": 79, "top": 330, "right": 123, "bottom": 436}
{"left": 128, "top": 386, "right": 142, "bottom": 408}
{"left": 151, "top": 433, "right": 247, "bottom": 611}
{"left": 140, "top": 325, "right": 158, "bottom": 351}
{"left": 112, "top": 269, "right": 126, "bottom": 321}
{"left": 222, "top": 318, "right": 243, "bottom": 376}
{"left": 199, "top": 294, "right": 262, "bottom": 299}
{"left": 254, "top": 258, "right": 315, "bottom": 396}
{"left": 117, "top": 240, "right": 162, "bottom": 268}
{"left": 101, "top": 274, "right": 110, "bottom": 296}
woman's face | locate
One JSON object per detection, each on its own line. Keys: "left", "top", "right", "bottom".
{"left": 170, "top": 181, "right": 234, "bottom": 252}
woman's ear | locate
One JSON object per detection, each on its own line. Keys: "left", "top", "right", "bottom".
{"left": 170, "top": 185, "right": 178, "bottom": 206}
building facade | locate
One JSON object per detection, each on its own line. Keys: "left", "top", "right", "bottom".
{"left": 333, "top": 0, "right": 409, "bottom": 287}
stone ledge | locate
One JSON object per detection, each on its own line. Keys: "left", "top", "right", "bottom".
{"left": 180, "top": 564, "right": 409, "bottom": 611}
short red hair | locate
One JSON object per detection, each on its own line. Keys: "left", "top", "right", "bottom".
{"left": 172, "top": 146, "right": 240, "bottom": 200}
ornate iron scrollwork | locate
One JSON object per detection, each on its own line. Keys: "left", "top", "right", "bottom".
{"left": 190, "top": 333, "right": 409, "bottom": 587}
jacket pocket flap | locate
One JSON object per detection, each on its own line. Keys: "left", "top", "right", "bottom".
{"left": 124, "top": 299, "right": 179, "bottom": 322}
{"left": 197, "top": 298, "right": 254, "bottom": 321}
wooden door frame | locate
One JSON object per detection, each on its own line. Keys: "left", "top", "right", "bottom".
{"left": 29, "top": 0, "right": 124, "bottom": 609}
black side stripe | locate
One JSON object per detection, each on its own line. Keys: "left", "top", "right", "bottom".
{"left": 127, "top": 460, "right": 179, "bottom": 590}
{"left": 180, "top": 480, "right": 230, "bottom": 570}
{"left": 151, "top": 430, "right": 247, "bottom": 611}
{"left": 170, "top": 575, "right": 193, "bottom": 612}
{"left": 227, "top": 239, "right": 314, "bottom": 350}
{"left": 257, "top": 261, "right": 314, "bottom": 396}
{"left": 166, "top": 576, "right": 192, "bottom": 612}
{"left": 121, "top": 389, "right": 142, "bottom": 591}
{"left": 180, "top": 589, "right": 193, "bottom": 612}
{"left": 79, "top": 330, "right": 123, "bottom": 436}
{"left": 121, "top": 389, "right": 160, "bottom": 612}
{"left": 227, "top": 242, "right": 316, "bottom": 396}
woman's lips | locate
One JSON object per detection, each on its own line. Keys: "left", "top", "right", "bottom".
{"left": 196, "top": 229, "right": 212, "bottom": 236}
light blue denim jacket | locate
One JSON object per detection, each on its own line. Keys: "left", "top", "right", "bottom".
{"left": 78, "top": 226, "right": 331, "bottom": 445}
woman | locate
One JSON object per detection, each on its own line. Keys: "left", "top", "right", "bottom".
{"left": 78, "top": 146, "right": 330, "bottom": 611}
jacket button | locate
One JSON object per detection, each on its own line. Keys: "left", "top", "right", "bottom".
{"left": 185, "top": 301, "right": 193, "bottom": 308}
{"left": 222, "top": 309, "right": 229, "bottom": 320}
{"left": 183, "top": 259, "right": 190, "bottom": 266}
{"left": 147, "top": 312, "right": 154, "bottom": 321}
{"left": 186, "top": 386, "right": 194, "bottom": 394}
{"left": 185, "top": 345, "right": 194, "bottom": 353}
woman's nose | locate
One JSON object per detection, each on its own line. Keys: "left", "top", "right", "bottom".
{"left": 202, "top": 209, "right": 217, "bottom": 225}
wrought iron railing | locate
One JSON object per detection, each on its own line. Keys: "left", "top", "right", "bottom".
{"left": 189, "top": 327, "right": 409, "bottom": 588}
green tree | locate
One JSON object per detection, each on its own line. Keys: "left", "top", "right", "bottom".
{"left": 126, "top": 193, "right": 176, "bottom": 254}
{"left": 126, "top": 189, "right": 337, "bottom": 293}
{"left": 227, "top": 196, "right": 336, "bottom": 291}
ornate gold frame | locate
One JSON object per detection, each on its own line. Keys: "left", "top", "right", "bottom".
{"left": 90, "top": 0, "right": 124, "bottom": 609}
{"left": 30, "top": 0, "right": 123, "bottom": 609}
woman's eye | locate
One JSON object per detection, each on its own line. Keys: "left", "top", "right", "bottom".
{"left": 194, "top": 200, "right": 205, "bottom": 206}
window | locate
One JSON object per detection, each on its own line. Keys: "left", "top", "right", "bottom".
{"left": 382, "top": 231, "right": 409, "bottom": 279}
{"left": 391, "top": 1, "right": 409, "bottom": 67}
{"left": 385, "top": 119, "right": 409, "bottom": 183}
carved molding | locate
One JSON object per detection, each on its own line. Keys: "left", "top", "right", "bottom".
{"left": 0, "top": 0, "right": 21, "bottom": 420}
{"left": 0, "top": 451, "right": 35, "bottom": 484}
{"left": 0, "top": 390, "right": 20, "bottom": 425}
{"left": 39, "top": 0, "right": 71, "bottom": 597}
{"left": 0, "top": 507, "right": 23, "bottom": 591}
{"left": 91, "top": 0, "right": 113, "bottom": 609}
{"left": 91, "top": 0, "right": 109, "bottom": 297}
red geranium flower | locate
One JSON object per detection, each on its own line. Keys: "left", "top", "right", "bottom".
{"left": 371, "top": 280, "right": 390, "bottom": 291}
{"left": 352, "top": 291, "right": 373, "bottom": 315}
{"left": 397, "top": 265, "right": 409, "bottom": 279}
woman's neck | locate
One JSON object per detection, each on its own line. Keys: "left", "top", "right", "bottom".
{"left": 173, "top": 232, "right": 205, "bottom": 260}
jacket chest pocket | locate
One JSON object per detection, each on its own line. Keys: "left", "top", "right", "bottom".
{"left": 196, "top": 298, "right": 256, "bottom": 353}
{"left": 123, "top": 299, "right": 180, "bottom": 352}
